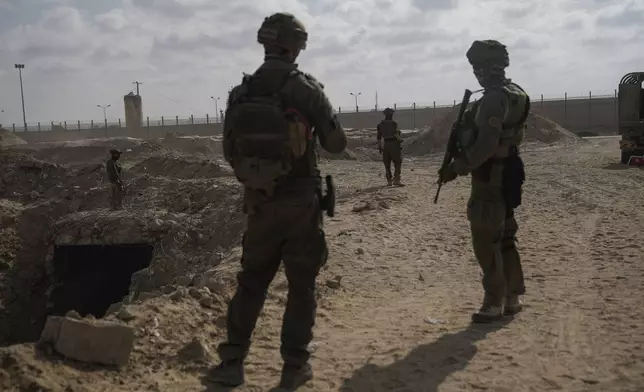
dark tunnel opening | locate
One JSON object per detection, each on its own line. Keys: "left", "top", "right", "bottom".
{"left": 49, "top": 244, "right": 153, "bottom": 318}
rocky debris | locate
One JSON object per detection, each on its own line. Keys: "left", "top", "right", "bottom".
{"left": 39, "top": 315, "right": 135, "bottom": 366}
{"left": 117, "top": 306, "right": 137, "bottom": 322}
{"left": 129, "top": 153, "right": 233, "bottom": 179}
{"left": 192, "top": 273, "right": 226, "bottom": 294}
{"left": 170, "top": 287, "right": 187, "bottom": 301}
{"left": 0, "top": 127, "right": 27, "bottom": 147}
{"left": 325, "top": 275, "right": 343, "bottom": 290}
{"left": 177, "top": 337, "right": 211, "bottom": 362}
{"left": 188, "top": 287, "right": 204, "bottom": 300}
{"left": 176, "top": 275, "right": 193, "bottom": 287}
{"left": 105, "top": 302, "right": 123, "bottom": 316}
{"left": 199, "top": 296, "right": 214, "bottom": 309}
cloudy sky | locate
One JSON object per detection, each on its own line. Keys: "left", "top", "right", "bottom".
{"left": 0, "top": 0, "right": 641, "bottom": 125}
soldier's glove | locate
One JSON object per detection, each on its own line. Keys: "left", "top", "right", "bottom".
{"left": 438, "top": 166, "right": 458, "bottom": 183}
{"left": 451, "top": 156, "right": 470, "bottom": 176}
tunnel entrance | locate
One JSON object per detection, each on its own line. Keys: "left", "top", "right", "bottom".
{"left": 49, "top": 244, "right": 153, "bottom": 318}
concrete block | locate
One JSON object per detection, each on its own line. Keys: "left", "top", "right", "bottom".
{"left": 53, "top": 317, "right": 135, "bottom": 366}
{"left": 39, "top": 316, "right": 64, "bottom": 344}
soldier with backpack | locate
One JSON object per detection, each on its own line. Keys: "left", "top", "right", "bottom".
{"left": 207, "top": 12, "right": 347, "bottom": 390}
{"left": 377, "top": 107, "right": 405, "bottom": 186}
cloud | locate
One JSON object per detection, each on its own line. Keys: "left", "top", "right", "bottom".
{"left": 0, "top": 0, "right": 638, "bottom": 124}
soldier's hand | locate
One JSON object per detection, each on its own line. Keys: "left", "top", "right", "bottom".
{"left": 378, "top": 146, "right": 383, "bottom": 154}
{"left": 438, "top": 166, "right": 458, "bottom": 183}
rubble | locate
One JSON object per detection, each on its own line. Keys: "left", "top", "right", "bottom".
{"left": 39, "top": 315, "right": 135, "bottom": 366}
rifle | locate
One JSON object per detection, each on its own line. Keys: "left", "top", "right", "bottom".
{"left": 433, "top": 88, "right": 473, "bottom": 204}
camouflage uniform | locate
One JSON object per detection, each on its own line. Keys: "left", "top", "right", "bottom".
{"left": 441, "top": 40, "right": 530, "bottom": 323}
{"left": 106, "top": 149, "right": 123, "bottom": 210}
{"left": 208, "top": 12, "right": 347, "bottom": 390}
{"left": 377, "top": 108, "right": 404, "bottom": 186}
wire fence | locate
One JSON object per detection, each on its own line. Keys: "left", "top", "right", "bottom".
{"left": 4, "top": 90, "right": 618, "bottom": 133}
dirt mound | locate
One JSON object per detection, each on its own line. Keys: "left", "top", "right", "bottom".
{"left": 130, "top": 153, "right": 233, "bottom": 179}
{"left": 8, "top": 137, "right": 168, "bottom": 166}
{"left": 157, "top": 134, "right": 223, "bottom": 156}
{"left": 404, "top": 106, "right": 583, "bottom": 156}
{"left": 0, "top": 128, "right": 26, "bottom": 148}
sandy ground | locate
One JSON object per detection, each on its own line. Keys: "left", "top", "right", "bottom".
{"left": 2, "top": 136, "right": 644, "bottom": 391}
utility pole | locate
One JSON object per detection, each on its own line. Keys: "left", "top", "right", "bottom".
{"left": 97, "top": 104, "right": 111, "bottom": 126}
{"left": 132, "top": 80, "right": 143, "bottom": 95}
{"left": 375, "top": 91, "right": 378, "bottom": 111}
{"left": 14, "top": 64, "right": 27, "bottom": 132}
{"left": 210, "top": 96, "right": 220, "bottom": 122}
{"left": 350, "top": 92, "right": 361, "bottom": 113}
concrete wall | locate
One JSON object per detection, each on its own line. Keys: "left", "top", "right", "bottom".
{"left": 13, "top": 97, "right": 619, "bottom": 144}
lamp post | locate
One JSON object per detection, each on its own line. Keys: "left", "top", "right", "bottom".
{"left": 350, "top": 92, "right": 361, "bottom": 113}
{"left": 97, "top": 104, "right": 111, "bottom": 127}
{"left": 132, "top": 81, "right": 143, "bottom": 95}
{"left": 14, "top": 64, "right": 27, "bottom": 132}
{"left": 210, "top": 96, "right": 220, "bottom": 122}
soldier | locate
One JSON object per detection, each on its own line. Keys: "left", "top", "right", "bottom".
{"left": 377, "top": 107, "right": 404, "bottom": 186}
{"left": 106, "top": 149, "right": 123, "bottom": 210}
{"left": 207, "top": 12, "right": 347, "bottom": 390}
{"left": 438, "top": 40, "right": 530, "bottom": 323}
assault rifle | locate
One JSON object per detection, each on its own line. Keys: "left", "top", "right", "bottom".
{"left": 434, "top": 89, "right": 473, "bottom": 204}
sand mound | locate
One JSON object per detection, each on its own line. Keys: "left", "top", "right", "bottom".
{"left": 8, "top": 137, "right": 168, "bottom": 166}
{"left": 0, "top": 128, "right": 26, "bottom": 148}
{"left": 404, "top": 106, "right": 582, "bottom": 156}
{"left": 130, "top": 153, "right": 233, "bottom": 179}
{"left": 157, "top": 134, "right": 223, "bottom": 156}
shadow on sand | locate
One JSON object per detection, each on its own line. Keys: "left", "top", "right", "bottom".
{"left": 338, "top": 319, "right": 512, "bottom": 392}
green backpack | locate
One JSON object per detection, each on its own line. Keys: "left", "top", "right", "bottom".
{"left": 226, "top": 72, "right": 310, "bottom": 196}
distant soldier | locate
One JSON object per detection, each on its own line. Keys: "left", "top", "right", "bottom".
{"left": 377, "top": 107, "right": 404, "bottom": 186}
{"left": 438, "top": 40, "right": 530, "bottom": 323}
{"left": 106, "top": 149, "right": 124, "bottom": 210}
{"left": 207, "top": 12, "right": 346, "bottom": 390}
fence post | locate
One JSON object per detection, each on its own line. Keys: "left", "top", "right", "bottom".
{"left": 147, "top": 116, "right": 150, "bottom": 128}
{"left": 453, "top": 100, "right": 456, "bottom": 106}
{"left": 564, "top": 93, "right": 567, "bottom": 127}
{"left": 91, "top": 120, "right": 94, "bottom": 129}
{"left": 64, "top": 121, "right": 67, "bottom": 130}
{"left": 161, "top": 116, "right": 165, "bottom": 127}
{"left": 614, "top": 89, "right": 618, "bottom": 131}
{"left": 540, "top": 94, "right": 543, "bottom": 110}
{"left": 588, "top": 91, "right": 592, "bottom": 131}
{"left": 394, "top": 103, "right": 397, "bottom": 111}
{"left": 191, "top": 114, "right": 194, "bottom": 124}
{"left": 117, "top": 118, "right": 121, "bottom": 128}
{"left": 38, "top": 122, "right": 41, "bottom": 132}
{"left": 51, "top": 121, "right": 54, "bottom": 130}
{"left": 413, "top": 102, "right": 416, "bottom": 128}
{"left": 433, "top": 101, "right": 436, "bottom": 121}
{"left": 78, "top": 120, "right": 80, "bottom": 131}
{"left": 12, "top": 124, "right": 15, "bottom": 132}
{"left": 104, "top": 118, "right": 108, "bottom": 129}
{"left": 206, "top": 114, "right": 209, "bottom": 124}
{"left": 176, "top": 115, "right": 179, "bottom": 126}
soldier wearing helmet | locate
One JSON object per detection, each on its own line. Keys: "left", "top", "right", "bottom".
{"left": 106, "top": 148, "right": 123, "bottom": 210}
{"left": 377, "top": 107, "right": 404, "bottom": 186}
{"left": 209, "top": 12, "right": 346, "bottom": 389}
{"left": 438, "top": 40, "right": 531, "bottom": 323}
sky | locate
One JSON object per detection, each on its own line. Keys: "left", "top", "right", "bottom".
{"left": 0, "top": 0, "right": 642, "bottom": 125}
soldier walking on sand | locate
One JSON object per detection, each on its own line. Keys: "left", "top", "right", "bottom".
{"left": 206, "top": 12, "right": 347, "bottom": 390}
{"left": 438, "top": 40, "right": 530, "bottom": 323}
{"left": 377, "top": 107, "right": 405, "bottom": 186}
{"left": 106, "top": 148, "right": 124, "bottom": 210}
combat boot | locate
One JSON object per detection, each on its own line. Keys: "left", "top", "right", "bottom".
{"left": 471, "top": 294, "right": 504, "bottom": 323}
{"left": 393, "top": 178, "right": 405, "bottom": 187}
{"left": 205, "top": 359, "right": 244, "bottom": 386}
{"left": 504, "top": 295, "right": 523, "bottom": 315}
{"left": 278, "top": 362, "right": 313, "bottom": 391}
{"left": 387, "top": 178, "right": 393, "bottom": 186}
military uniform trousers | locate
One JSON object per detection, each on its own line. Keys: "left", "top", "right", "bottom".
{"left": 217, "top": 191, "right": 328, "bottom": 366}
{"left": 382, "top": 139, "right": 403, "bottom": 182}
{"left": 467, "top": 182, "right": 525, "bottom": 306}
{"left": 110, "top": 182, "right": 124, "bottom": 210}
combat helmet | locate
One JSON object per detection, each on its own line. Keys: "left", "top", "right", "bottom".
{"left": 383, "top": 107, "right": 395, "bottom": 117}
{"left": 466, "top": 40, "right": 509, "bottom": 68}
{"left": 257, "top": 12, "right": 308, "bottom": 53}
{"left": 109, "top": 148, "right": 121, "bottom": 155}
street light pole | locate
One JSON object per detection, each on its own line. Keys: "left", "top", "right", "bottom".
{"left": 210, "top": 96, "right": 220, "bottom": 122}
{"left": 350, "top": 92, "right": 361, "bottom": 113}
{"left": 14, "top": 64, "right": 27, "bottom": 132}
{"left": 97, "top": 104, "right": 111, "bottom": 126}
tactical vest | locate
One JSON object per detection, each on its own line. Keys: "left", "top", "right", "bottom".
{"left": 379, "top": 120, "right": 398, "bottom": 139}
{"left": 460, "top": 82, "right": 530, "bottom": 154}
